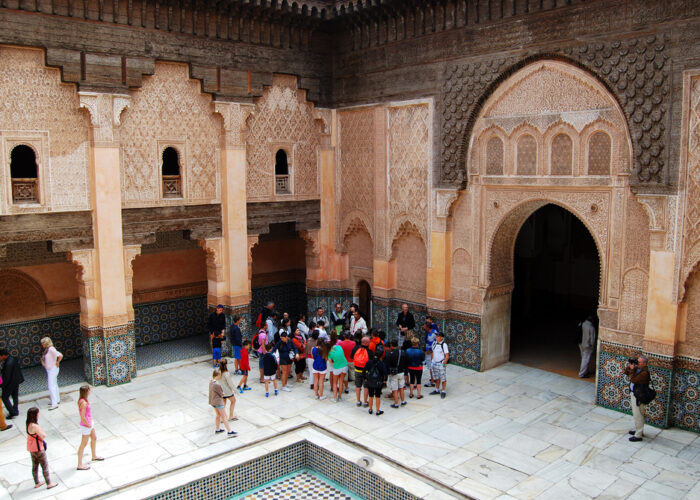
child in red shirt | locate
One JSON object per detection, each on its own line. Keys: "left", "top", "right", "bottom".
{"left": 236, "top": 340, "right": 252, "bottom": 393}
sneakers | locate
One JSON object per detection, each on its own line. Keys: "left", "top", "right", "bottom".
{"left": 376, "top": 410, "right": 384, "bottom": 416}
{"left": 237, "top": 387, "right": 243, "bottom": 394}
{"left": 363, "top": 402, "right": 369, "bottom": 408}
{"left": 629, "top": 436, "right": 643, "bottom": 442}
{"left": 368, "top": 409, "right": 373, "bottom": 414}
{"left": 401, "top": 401, "right": 407, "bottom": 406}
{"left": 274, "top": 389, "right": 279, "bottom": 396}
{"left": 344, "top": 389, "right": 349, "bottom": 394}
{"left": 390, "top": 404, "right": 399, "bottom": 409}
{"left": 628, "top": 431, "right": 644, "bottom": 437}
{"left": 429, "top": 390, "right": 440, "bottom": 395}
{"left": 441, "top": 392, "right": 446, "bottom": 399}
{"left": 227, "top": 430, "right": 237, "bottom": 437}
{"left": 319, "top": 395, "right": 327, "bottom": 401}
{"left": 356, "top": 401, "right": 362, "bottom": 407}
{"left": 282, "top": 387, "right": 291, "bottom": 392}
{"left": 265, "top": 392, "right": 270, "bottom": 398}
{"left": 243, "top": 386, "right": 251, "bottom": 391}
{"left": 215, "top": 429, "right": 225, "bottom": 434}
{"left": 424, "top": 382, "right": 435, "bottom": 387}
{"left": 48, "top": 405, "right": 58, "bottom": 411}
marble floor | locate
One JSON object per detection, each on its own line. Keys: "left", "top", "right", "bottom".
{"left": 1, "top": 358, "right": 699, "bottom": 500}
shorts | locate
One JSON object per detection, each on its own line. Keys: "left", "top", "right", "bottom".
{"left": 313, "top": 368, "right": 327, "bottom": 376}
{"left": 279, "top": 358, "right": 292, "bottom": 366}
{"left": 409, "top": 369, "right": 423, "bottom": 385}
{"left": 233, "top": 346, "right": 242, "bottom": 359}
{"left": 354, "top": 370, "right": 366, "bottom": 388}
{"left": 240, "top": 370, "right": 249, "bottom": 376}
{"left": 388, "top": 373, "right": 405, "bottom": 391}
{"left": 367, "top": 387, "right": 382, "bottom": 398}
{"left": 212, "top": 347, "right": 222, "bottom": 360}
{"left": 263, "top": 375, "right": 276, "bottom": 381}
{"left": 431, "top": 361, "right": 446, "bottom": 382}
{"left": 80, "top": 425, "right": 93, "bottom": 436}
{"left": 212, "top": 405, "right": 225, "bottom": 410}
{"left": 258, "top": 357, "right": 265, "bottom": 369}
{"left": 332, "top": 366, "right": 348, "bottom": 376}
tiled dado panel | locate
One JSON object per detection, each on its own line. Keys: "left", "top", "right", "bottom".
{"left": 134, "top": 295, "right": 208, "bottom": 347}
{"left": 206, "top": 303, "right": 251, "bottom": 356}
{"left": 670, "top": 358, "right": 700, "bottom": 433}
{"left": 306, "top": 289, "right": 353, "bottom": 324}
{"left": 251, "top": 282, "right": 307, "bottom": 331}
{"left": 596, "top": 341, "right": 673, "bottom": 429}
{"left": 82, "top": 324, "right": 136, "bottom": 387}
{"left": 0, "top": 314, "right": 82, "bottom": 368}
{"left": 371, "top": 298, "right": 482, "bottom": 371}
{"left": 148, "top": 440, "right": 418, "bottom": 500}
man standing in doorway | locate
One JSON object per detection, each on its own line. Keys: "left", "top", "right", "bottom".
{"left": 395, "top": 303, "right": 415, "bottom": 345}
{"left": 578, "top": 315, "right": 596, "bottom": 378}
{"left": 331, "top": 303, "right": 347, "bottom": 335}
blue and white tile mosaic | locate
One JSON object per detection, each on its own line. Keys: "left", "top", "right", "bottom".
{"left": 670, "top": 362, "right": 700, "bottom": 433}
{"left": 134, "top": 295, "right": 208, "bottom": 347}
{"left": 235, "top": 471, "right": 356, "bottom": 500}
{"left": 0, "top": 314, "right": 81, "bottom": 368}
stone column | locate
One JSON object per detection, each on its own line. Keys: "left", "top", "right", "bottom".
{"left": 77, "top": 92, "right": 135, "bottom": 386}
{"left": 213, "top": 102, "right": 255, "bottom": 333}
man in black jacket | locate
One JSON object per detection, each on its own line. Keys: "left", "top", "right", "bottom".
{"left": 0, "top": 349, "right": 24, "bottom": 418}
{"left": 395, "top": 303, "right": 415, "bottom": 345}
{"left": 385, "top": 340, "right": 408, "bottom": 408}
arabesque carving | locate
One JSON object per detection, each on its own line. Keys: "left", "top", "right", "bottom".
{"left": 0, "top": 46, "right": 90, "bottom": 213}
{"left": 338, "top": 108, "right": 375, "bottom": 244}
{"left": 246, "top": 76, "right": 320, "bottom": 201}
{"left": 120, "top": 62, "right": 220, "bottom": 205}
{"left": 441, "top": 36, "right": 670, "bottom": 186}
{"left": 213, "top": 102, "right": 255, "bottom": 148}
{"left": 680, "top": 75, "right": 700, "bottom": 297}
{"left": 388, "top": 104, "right": 430, "bottom": 245}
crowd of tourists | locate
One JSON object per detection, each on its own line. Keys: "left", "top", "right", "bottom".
{"left": 206, "top": 301, "right": 449, "bottom": 432}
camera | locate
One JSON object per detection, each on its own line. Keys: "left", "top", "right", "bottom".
{"left": 627, "top": 358, "right": 638, "bottom": 365}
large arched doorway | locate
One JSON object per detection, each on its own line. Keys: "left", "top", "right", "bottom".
{"left": 509, "top": 204, "right": 600, "bottom": 379}
{"left": 358, "top": 280, "right": 372, "bottom": 325}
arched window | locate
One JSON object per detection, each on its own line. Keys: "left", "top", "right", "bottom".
{"left": 551, "top": 133, "right": 573, "bottom": 175}
{"left": 10, "top": 145, "right": 39, "bottom": 203}
{"left": 588, "top": 131, "right": 611, "bottom": 175}
{"left": 161, "top": 147, "right": 182, "bottom": 198}
{"left": 517, "top": 134, "right": 537, "bottom": 175}
{"left": 486, "top": 136, "right": 504, "bottom": 175}
{"left": 275, "top": 149, "right": 290, "bottom": 194}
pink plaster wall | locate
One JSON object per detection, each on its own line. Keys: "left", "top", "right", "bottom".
{"left": 132, "top": 248, "right": 207, "bottom": 292}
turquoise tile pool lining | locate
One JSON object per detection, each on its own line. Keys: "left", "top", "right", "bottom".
{"left": 229, "top": 469, "right": 361, "bottom": 500}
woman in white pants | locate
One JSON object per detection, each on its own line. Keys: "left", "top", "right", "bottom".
{"left": 40, "top": 338, "right": 62, "bottom": 410}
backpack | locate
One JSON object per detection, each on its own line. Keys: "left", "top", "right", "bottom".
{"left": 353, "top": 347, "right": 369, "bottom": 368}
{"left": 252, "top": 330, "right": 263, "bottom": 350}
{"left": 633, "top": 383, "right": 657, "bottom": 405}
{"left": 255, "top": 313, "right": 262, "bottom": 329}
{"left": 367, "top": 361, "right": 382, "bottom": 388}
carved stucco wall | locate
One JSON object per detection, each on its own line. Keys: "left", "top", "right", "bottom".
{"left": 681, "top": 75, "right": 700, "bottom": 298}
{"left": 392, "top": 223, "right": 427, "bottom": 304}
{"left": 246, "top": 75, "right": 320, "bottom": 201}
{"left": 680, "top": 268, "right": 700, "bottom": 357}
{"left": 0, "top": 46, "right": 90, "bottom": 214}
{"left": 440, "top": 35, "right": 670, "bottom": 187}
{"left": 456, "top": 61, "right": 643, "bottom": 327}
{"left": 338, "top": 108, "right": 375, "bottom": 245}
{"left": 388, "top": 103, "right": 430, "bottom": 246}
{"left": 119, "top": 62, "right": 220, "bottom": 206}
{"left": 344, "top": 224, "right": 373, "bottom": 285}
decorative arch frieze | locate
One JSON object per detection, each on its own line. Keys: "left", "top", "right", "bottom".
{"left": 440, "top": 36, "right": 670, "bottom": 187}
{"left": 339, "top": 212, "right": 374, "bottom": 253}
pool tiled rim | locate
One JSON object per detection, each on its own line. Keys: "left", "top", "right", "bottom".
{"left": 102, "top": 424, "right": 466, "bottom": 500}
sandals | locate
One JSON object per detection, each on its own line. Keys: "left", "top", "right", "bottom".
{"left": 92, "top": 457, "right": 105, "bottom": 461}
{"left": 416, "top": 395, "right": 424, "bottom": 399}
{"left": 77, "top": 465, "right": 90, "bottom": 470}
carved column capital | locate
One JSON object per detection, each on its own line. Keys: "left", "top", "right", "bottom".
{"left": 78, "top": 92, "right": 131, "bottom": 146}
{"left": 213, "top": 101, "right": 255, "bottom": 148}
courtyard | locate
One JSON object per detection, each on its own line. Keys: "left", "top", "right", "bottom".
{"left": 1, "top": 357, "right": 698, "bottom": 499}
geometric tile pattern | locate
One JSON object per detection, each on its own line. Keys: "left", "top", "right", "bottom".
{"left": 250, "top": 282, "right": 308, "bottom": 333}
{"left": 81, "top": 323, "right": 136, "bottom": 387}
{"left": 237, "top": 471, "right": 355, "bottom": 500}
{"left": 134, "top": 295, "right": 208, "bottom": 347}
{"left": 0, "top": 314, "right": 81, "bottom": 368}
{"left": 670, "top": 365, "right": 700, "bottom": 433}
{"left": 372, "top": 298, "right": 482, "bottom": 371}
{"left": 596, "top": 344, "right": 672, "bottom": 428}
{"left": 148, "top": 441, "right": 418, "bottom": 500}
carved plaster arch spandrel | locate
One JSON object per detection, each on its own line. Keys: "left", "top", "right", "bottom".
{"left": 484, "top": 193, "right": 609, "bottom": 304}
{"left": 339, "top": 212, "right": 373, "bottom": 252}
{"left": 390, "top": 216, "right": 427, "bottom": 256}
{"left": 441, "top": 36, "right": 670, "bottom": 187}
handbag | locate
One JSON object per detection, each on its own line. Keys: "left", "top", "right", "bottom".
{"left": 633, "top": 382, "right": 657, "bottom": 405}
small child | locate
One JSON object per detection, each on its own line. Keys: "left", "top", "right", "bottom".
{"left": 211, "top": 330, "right": 225, "bottom": 368}
{"left": 262, "top": 343, "right": 278, "bottom": 397}
{"left": 237, "top": 340, "right": 252, "bottom": 393}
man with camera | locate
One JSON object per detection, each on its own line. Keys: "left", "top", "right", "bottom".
{"left": 625, "top": 356, "right": 650, "bottom": 442}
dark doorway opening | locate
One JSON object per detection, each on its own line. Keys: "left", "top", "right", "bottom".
{"left": 358, "top": 280, "right": 372, "bottom": 325}
{"left": 510, "top": 204, "right": 600, "bottom": 380}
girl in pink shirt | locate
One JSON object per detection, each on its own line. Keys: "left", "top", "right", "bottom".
{"left": 77, "top": 385, "right": 103, "bottom": 470}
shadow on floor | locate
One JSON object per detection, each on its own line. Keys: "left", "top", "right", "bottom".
{"left": 19, "top": 335, "right": 212, "bottom": 396}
